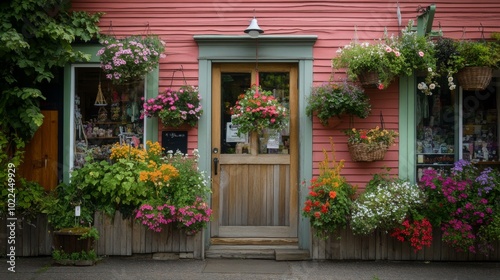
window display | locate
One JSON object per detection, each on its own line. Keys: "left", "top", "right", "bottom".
{"left": 74, "top": 67, "right": 144, "bottom": 168}
{"left": 461, "top": 87, "right": 499, "bottom": 163}
{"left": 416, "top": 78, "right": 456, "bottom": 180}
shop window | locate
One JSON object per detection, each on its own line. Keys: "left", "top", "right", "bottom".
{"left": 74, "top": 67, "right": 144, "bottom": 168}
{"left": 461, "top": 77, "right": 499, "bottom": 166}
{"left": 416, "top": 76, "right": 456, "bottom": 180}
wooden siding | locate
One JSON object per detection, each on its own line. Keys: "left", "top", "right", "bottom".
{"left": 72, "top": 0, "right": 500, "bottom": 189}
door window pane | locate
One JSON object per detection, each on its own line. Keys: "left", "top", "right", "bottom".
{"left": 221, "top": 73, "right": 251, "bottom": 154}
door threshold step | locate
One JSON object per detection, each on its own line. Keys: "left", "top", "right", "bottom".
{"left": 206, "top": 246, "right": 310, "bottom": 260}
{"left": 206, "top": 248, "right": 276, "bottom": 259}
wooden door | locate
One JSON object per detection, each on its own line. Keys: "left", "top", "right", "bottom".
{"left": 211, "top": 63, "right": 298, "bottom": 239}
{"left": 18, "top": 110, "right": 58, "bottom": 191}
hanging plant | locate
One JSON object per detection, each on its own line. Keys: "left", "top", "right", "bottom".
{"left": 97, "top": 35, "right": 166, "bottom": 84}
{"left": 306, "top": 81, "right": 371, "bottom": 126}
{"left": 141, "top": 85, "right": 203, "bottom": 128}
{"left": 229, "top": 85, "right": 288, "bottom": 135}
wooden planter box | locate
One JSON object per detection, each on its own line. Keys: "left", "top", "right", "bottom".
{"left": 53, "top": 228, "right": 94, "bottom": 254}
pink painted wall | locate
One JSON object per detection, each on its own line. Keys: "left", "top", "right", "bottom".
{"left": 72, "top": 0, "right": 500, "bottom": 189}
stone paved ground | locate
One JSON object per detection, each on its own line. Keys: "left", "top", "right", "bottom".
{"left": 1, "top": 256, "right": 500, "bottom": 280}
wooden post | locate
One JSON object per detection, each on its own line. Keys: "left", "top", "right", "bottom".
{"left": 250, "top": 131, "right": 258, "bottom": 155}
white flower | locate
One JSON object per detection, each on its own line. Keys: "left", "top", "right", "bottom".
{"left": 429, "top": 83, "right": 436, "bottom": 90}
{"left": 448, "top": 76, "right": 454, "bottom": 82}
{"left": 450, "top": 85, "right": 456, "bottom": 90}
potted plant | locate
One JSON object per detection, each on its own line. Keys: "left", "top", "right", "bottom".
{"left": 97, "top": 35, "right": 166, "bottom": 84}
{"left": 306, "top": 81, "right": 371, "bottom": 127}
{"left": 302, "top": 139, "right": 356, "bottom": 239}
{"left": 332, "top": 38, "right": 405, "bottom": 89}
{"left": 452, "top": 39, "right": 499, "bottom": 91}
{"left": 141, "top": 85, "right": 203, "bottom": 128}
{"left": 344, "top": 126, "right": 399, "bottom": 162}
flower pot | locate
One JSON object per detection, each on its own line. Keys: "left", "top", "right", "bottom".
{"left": 348, "top": 143, "right": 388, "bottom": 162}
{"left": 457, "top": 66, "right": 492, "bottom": 91}
{"left": 326, "top": 116, "right": 342, "bottom": 128}
{"left": 53, "top": 228, "right": 95, "bottom": 254}
{"left": 358, "top": 71, "right": 379, "bottom": 88}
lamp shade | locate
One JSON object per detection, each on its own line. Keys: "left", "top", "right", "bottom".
{"left": 244, "top": 18, "right": 264, "bottom": 38}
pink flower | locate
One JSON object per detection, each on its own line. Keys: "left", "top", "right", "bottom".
{"left": 418, "top": 51, "right": 424, "bottom": 57}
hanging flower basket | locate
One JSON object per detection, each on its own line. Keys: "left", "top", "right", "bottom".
{"left": 457, "top": 66, "right": 492, "bottom": 91}
{"left": 358, "top": 71, "right": 380, "bottom": 88}
{"left": 348, "top": 142, "right": 388, "bottom": 162}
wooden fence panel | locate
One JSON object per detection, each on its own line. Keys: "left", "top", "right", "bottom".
{"left": 312, "top": 228, "right": 500, "bottom": 261}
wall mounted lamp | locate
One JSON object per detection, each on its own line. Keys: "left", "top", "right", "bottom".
{"left": 244, "top": 17, "right": 264, "bottom": 38}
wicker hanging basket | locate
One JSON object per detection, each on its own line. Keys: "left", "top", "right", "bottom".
{"left": 457, "top": 66, "right": 492, "bottom": 91}
{"left": 348, "top": 143, "right": 388, "bottom": 162}
{"left": 358, "top": 71, "right": 379, "bottom": 88}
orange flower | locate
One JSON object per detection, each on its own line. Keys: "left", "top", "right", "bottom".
{"left": 329, "top": 191, "right": 337, "bottom": 199}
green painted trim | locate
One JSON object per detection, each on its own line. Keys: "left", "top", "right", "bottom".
{"left": 195, "top": 35, "right": 317, "bottom": 251}
{"left": 63, "top": 65, "right": 72, "bottom": 184}
{"left": 399, "top": 75, "right": 417, "bottom": 183}
{"left": 62, "top": 45, "right": 159, "bottom": 183}
{"left": 298, "top": 59, "right": 314, "bottom": 250}
{"left": 198, "top": 59, "right": 212, "bottom": 252}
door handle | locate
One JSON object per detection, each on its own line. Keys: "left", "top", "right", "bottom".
{"left": 213, "top": 157, "right": 219, "bottom": 175}
{"left": 44, "top": 155, "right": 48, "bottom": 168}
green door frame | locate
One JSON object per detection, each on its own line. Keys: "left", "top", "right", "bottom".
{"left": 194, "top": 35, "right": 317, "bottom": 251}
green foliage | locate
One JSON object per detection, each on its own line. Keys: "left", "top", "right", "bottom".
{"left": 100, "top": 158, "right": 149, "bottom": 211}
{"left": 306, "top": 81, "right": 371, "bottom": 126}
{"left": 161, "top": 150, "right": 211, "bottom": 207}
{"left": 0, "top": 0, "right": 102, "bottom": 189}
{"left": 0, "top": 179, "right": 47, "bottom": 222}
{"left": 78, "top": 227, "right": 100, "bottom": 241}
{"left": 42, "top": 183, "right": 95, "bottom": 230}
{"left": 454, "top": 40, "right": 499, "bottom": 68}
{"left": 52, "top": 249, "right": 98, "bottom": 262}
